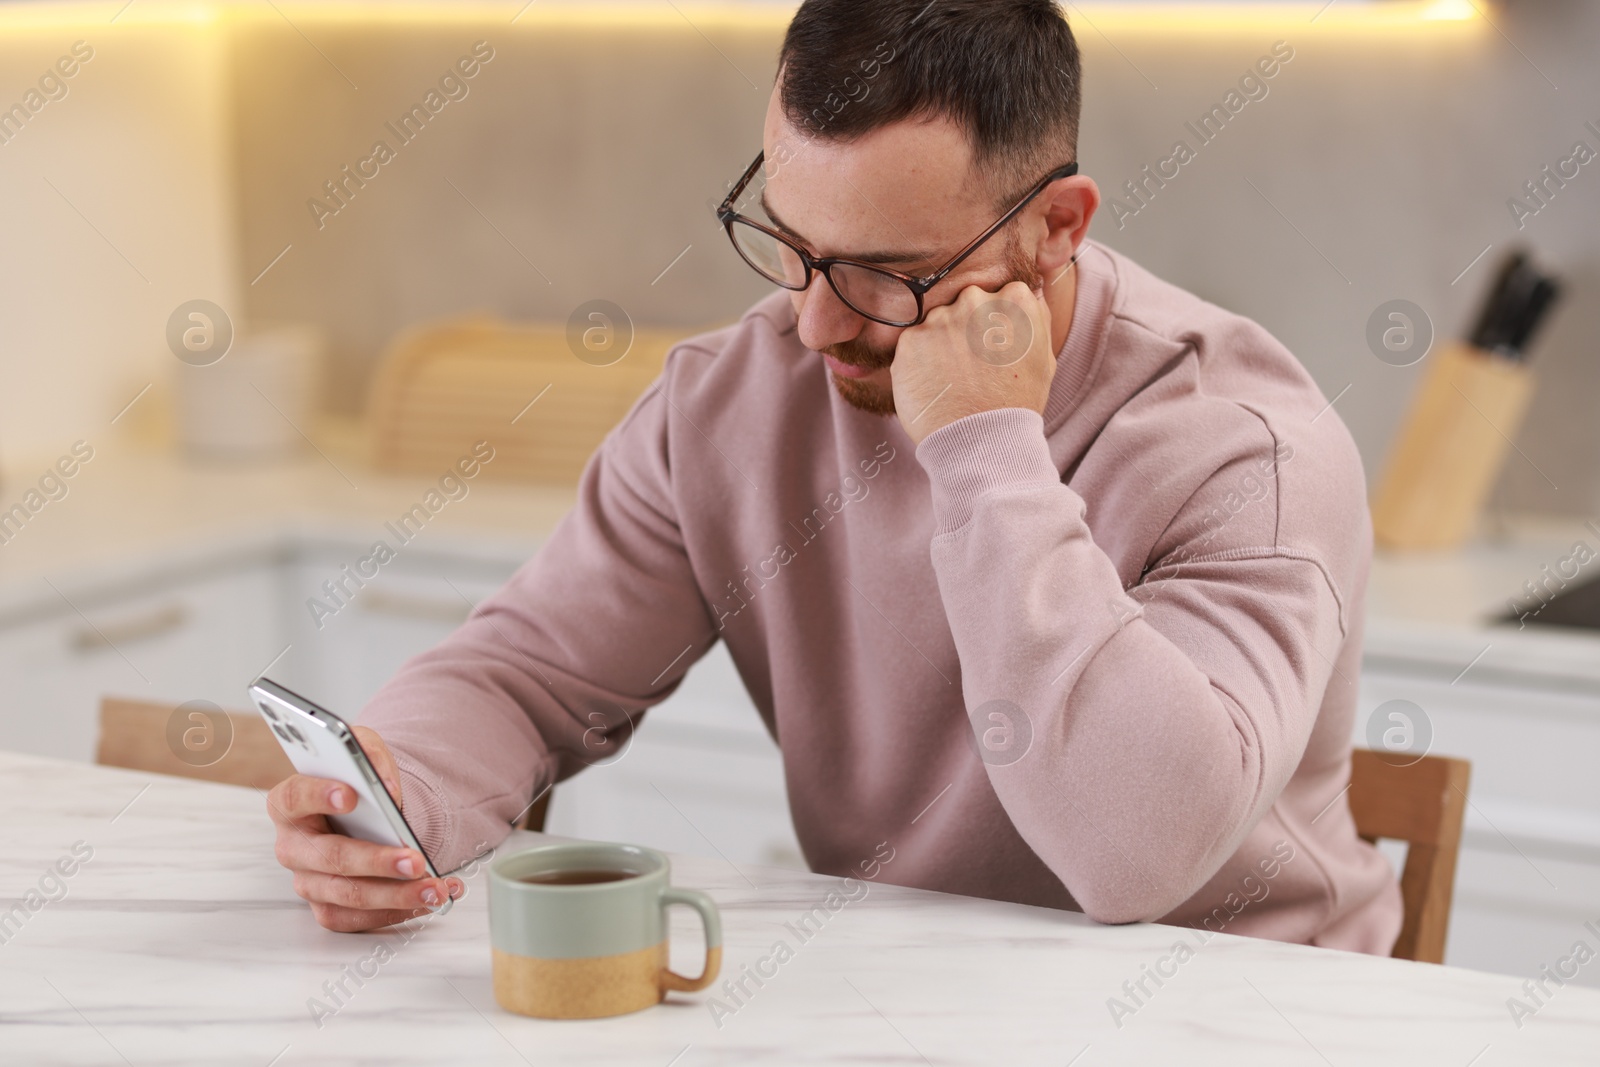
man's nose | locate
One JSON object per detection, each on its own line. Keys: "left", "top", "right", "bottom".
{"left": 794, "top": 274, "right": 866, "bottom": 353}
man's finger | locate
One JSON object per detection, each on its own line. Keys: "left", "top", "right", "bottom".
{"left": 293, "top": 870, "right": 457, "bottom": 912}
{"left": 351, "top": 725, "right": 403, "bottom": 812}
{"left": 309, "top": 901, "right": 433, "bottom": 933}
{"left": 999, "top": 279, "right": 1051, "bottom": 337}
{"left": 276, "top": 830, "right": 432, "bottom": 881}
{"left": 267, "top": 773, "right": 359, "bottom": 825}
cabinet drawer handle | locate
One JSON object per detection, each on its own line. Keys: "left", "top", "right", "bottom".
{"left": 69, "top": 604, "right": 188, "bottom": 654}
{"left": 357, "top": 590, "right": 473, "bottom": 624}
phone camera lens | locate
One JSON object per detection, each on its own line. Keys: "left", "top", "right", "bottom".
{"left": 286, "top": 723, "right": 306, "bottom": 744}
{"left": 261, "top": 704, "right": 280, "bottom": 720}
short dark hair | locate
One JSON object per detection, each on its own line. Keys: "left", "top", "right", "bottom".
{"left": 777, "top": 0, "right": 1082, "bottom": 208}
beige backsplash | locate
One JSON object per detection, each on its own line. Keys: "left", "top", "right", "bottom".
{"left": 2, "top": 4, "right": 1596, "bottom": 514}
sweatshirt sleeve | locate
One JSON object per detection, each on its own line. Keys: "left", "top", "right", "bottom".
{"left": 916, "top": 407, "right": 1348, "bottom": 924}
{"left": 355, "top": 370, "right": 715, "bottom": 874}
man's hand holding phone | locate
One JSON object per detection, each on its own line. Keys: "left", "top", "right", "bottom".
{"left": 267, "top": 725, "right": 463, "bottom": 932}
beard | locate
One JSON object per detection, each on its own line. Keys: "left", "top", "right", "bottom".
{"left": 826, "top": 234, "right": 1045, "bottom": 416}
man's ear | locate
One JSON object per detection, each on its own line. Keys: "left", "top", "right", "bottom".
{"left": 1036, "top": 176, "right": 1100, "bottom": 279}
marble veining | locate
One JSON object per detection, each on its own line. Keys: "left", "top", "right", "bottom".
{"left": 1, "top": 750, "right": 1597, "bottom": 1065}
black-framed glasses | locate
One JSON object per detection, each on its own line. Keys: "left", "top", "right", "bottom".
{"left": 716, "top": 150, "right": 1079, "bottom": 328}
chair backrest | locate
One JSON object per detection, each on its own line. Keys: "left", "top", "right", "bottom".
{"left": 97, "top": 697, "right": 295, "bottom": 790}
{"left": 101, "top": 695, "right": 555, "bottom": 833}
{"left": 1346, "top": 747, "right": 1471, "bottom": 964}
{"left": 518, "top": 790, "right": 551, "bottom": 833}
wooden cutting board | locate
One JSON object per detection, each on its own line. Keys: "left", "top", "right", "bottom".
{"left": 366, "top": 316, "right": 696, "bottom": 484}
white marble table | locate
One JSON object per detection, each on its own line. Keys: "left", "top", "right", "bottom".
{"left": 2, "top": 751, "right": 1597, "bottom": 1065}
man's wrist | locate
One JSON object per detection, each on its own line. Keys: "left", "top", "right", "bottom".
{"left": 389, "top": 749, "right": 454, "bottom": 866}
{"left": 915, "top": 408, "right": 1060, "bottom": 535}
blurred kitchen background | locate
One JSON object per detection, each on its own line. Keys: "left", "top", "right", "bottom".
{"left": 1, "top": 0, "right": 1597, "bottom": 986}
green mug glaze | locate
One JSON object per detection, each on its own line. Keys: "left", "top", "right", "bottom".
{"left": 488, "top": 842, "right": 722, "bottom": 1019}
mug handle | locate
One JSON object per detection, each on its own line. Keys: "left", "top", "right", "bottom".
{"left": 658, "top": 887, "right": 723, "bottom": 993}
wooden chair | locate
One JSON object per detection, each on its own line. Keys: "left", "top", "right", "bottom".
{"left": 518, "top": 790, "right": 551, "bottom": 833}
{"left": 1347, "top": 748, "right": 1471, "bottom": 964}
{"left": 97, "top": 697, "right": 294, "bottom": 790}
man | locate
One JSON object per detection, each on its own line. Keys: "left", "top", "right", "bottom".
{"left": 269, "top": 0, "right": 1400, "bottom": 953}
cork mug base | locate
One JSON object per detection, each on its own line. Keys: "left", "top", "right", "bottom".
{"left": 492, "top": 943, "right": 725, "bottom": 1020}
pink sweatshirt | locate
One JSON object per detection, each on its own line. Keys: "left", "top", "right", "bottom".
{"left": 362, "top": 238, "right": 1402, "bottom": 953}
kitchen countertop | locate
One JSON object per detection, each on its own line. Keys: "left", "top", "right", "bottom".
{"left": 1366, "top": 513, "right": 1600, "bottom": 691}
{"left": 4, "top": 440, "right": 1600, "bottom": 687}
{"left": 3, "top": 749, "right": 1597, "bottom": 1066}
{"left": 0, "top": 438, "right": 572, "bottom": 624}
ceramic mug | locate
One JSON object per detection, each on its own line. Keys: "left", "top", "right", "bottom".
{"left": 488, "top": 842, "right": 722, "bottom": 1019}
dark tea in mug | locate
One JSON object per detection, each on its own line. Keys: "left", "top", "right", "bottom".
{"left": 516, "top": 868, "right": 641, "bottom": 886}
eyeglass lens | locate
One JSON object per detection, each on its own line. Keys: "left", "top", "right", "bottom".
{"left": 728, "top": 218, "right": 919, "bottom": 324}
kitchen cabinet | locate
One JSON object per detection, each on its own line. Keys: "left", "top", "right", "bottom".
{"left": 271, "top": 545, "right": 514, "bottom": 716}
{"left": 0, "top": 561, "right": 280, "bottom": 762}
{"left": 0, "top": 530, "right": 804, "bottom": 872}
{"left": 1358, "top": 654, "right": 1600, "bottom": 986}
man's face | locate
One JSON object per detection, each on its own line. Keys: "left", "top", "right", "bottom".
{"left": 757, "top": 87, "right": 1044, "bottom": 416}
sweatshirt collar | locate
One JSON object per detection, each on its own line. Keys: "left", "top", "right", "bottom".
{"left": 1042, "top": 238, "right": 1115, "bottom": 435}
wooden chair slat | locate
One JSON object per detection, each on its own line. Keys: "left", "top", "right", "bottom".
{"left": 99, "top": 697, "right": 557, "bottom": 833}
{"left": 1347, "top": 748, "right": 1471, "bottom": 964}
{"left": 97, "top": 697, "right": 295, "bottom": 791}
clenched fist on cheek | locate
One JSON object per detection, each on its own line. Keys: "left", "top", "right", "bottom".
{"left": 890, "top": 280, "right": 1057, "bottom": 445}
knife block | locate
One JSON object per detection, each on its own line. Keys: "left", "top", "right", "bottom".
{"left": 1371, "top": 341, "right": 1536, "bottom": 550}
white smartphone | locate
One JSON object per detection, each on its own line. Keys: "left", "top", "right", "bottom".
{"left": 249, "top": 676, "right": 451, "bottom": 915}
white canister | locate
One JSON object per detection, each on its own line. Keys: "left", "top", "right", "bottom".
{"left": 175, "top": 324, "right": 322, "bottom": 460}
